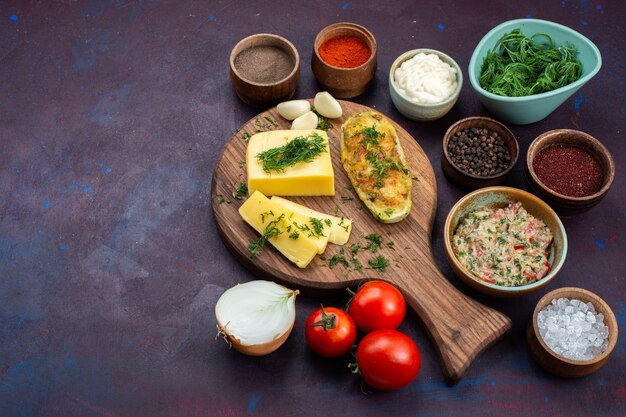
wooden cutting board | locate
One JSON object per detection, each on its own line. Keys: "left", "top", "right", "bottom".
{"left": 211, "top": 100, "right": 511, "bottom": 384}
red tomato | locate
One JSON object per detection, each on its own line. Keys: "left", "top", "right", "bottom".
{"left": 349, "top": 281, "right": 406, "bottom": 333}
{"left": 355, "top": 329, "right": 420, "bottom": 391}
{"left": 305, "top": 306, "right": 356, "bottom": 358}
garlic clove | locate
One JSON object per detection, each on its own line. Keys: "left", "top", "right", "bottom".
{"left": 277, "top": 100, "right": 311, "bottom": 121}
{"left": 291, "top": 111, "right": 319, "bottom": 130}
{"left": 215, "top": 280, "right": 298, "bottom": 356}
{"left": 314, "top": 92, "right": 343, "bottom": 118}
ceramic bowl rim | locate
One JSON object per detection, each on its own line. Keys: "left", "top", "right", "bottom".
{"left": 444, "top": 186, "right": 568, "bottom": 294}
{"left": 468, "top": 18, "right": 602, "bottom": 102}
{"left": 389, "top": 48, "right": 463, "bottom": 108}
{"left": 526, "top": 129, "right": 616, "bottom": 202}
{"left": 230, "top": 33, "right": 300, "bottom": 87}
{"left": 442, "top": 116, "right": 519, "bottom": 181}
{"left": 313, "top": 22, "right": 377, "bottom": 71}
{"left": 531, "top": 287, "right": 618, "bottom": 365}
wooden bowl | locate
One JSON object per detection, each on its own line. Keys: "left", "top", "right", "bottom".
{"left": 444, "top": 187, "right": 567, "bottom": 297}
{"left": 230, "top": 34, "right": 300, "bottom": 108}
{"left": 527, "top": 287, "right": 618, "bottom": 377}
{"left": 311, "top": 22, "right": 377, "bottom": 98}
{"left": 389, "top": 48, "right": 462, "bottom": 121}
{"left": 525, "top": 129, "right": 615, "bottom": 217}
{"left": 442, "top": 117, "right": 519, "bottom": 189}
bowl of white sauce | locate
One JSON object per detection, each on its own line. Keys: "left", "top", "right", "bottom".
{"left": 389, "top": 48, "right": 462, "bottom": 121}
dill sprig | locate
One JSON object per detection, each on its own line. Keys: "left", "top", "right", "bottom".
{"left": 312, "top": 108, "right": 332, "bottom": 131}
{"left": 365, "top": 233, "right": 383, "bottom": 253}
{"left": 368, "top": 255, "right": 389, "bottom": 272}
{"left": 248, "top": 214, "right": 285, "bottom": 259}
{"left": 232, "top": 182, "right": 248, "bottom": 200}
{"left": 329, "top": 252, "right": 349, "bottom": 269}
{"left": 480, "top": 28, "right": 583, "bottom": 97}
{"left": 256, "top": 133, "right": 327, "bottom": 173}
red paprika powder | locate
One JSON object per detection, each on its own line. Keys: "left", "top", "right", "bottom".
{"left": 318, "top": 35, "right": 371, "bottom": 68}
{"left": 532, "top": 145, "right": 604, "bottom": 197}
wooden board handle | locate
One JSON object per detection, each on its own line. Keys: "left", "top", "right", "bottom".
{"left": 393, "top": 255, "right": 512, "bottom": 385}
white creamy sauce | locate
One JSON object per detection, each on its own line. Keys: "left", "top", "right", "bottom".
{"left": 394, "top": 53, "right": 458, "bottom": 104}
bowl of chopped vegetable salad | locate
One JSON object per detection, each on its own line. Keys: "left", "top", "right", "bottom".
{"left": 468, "top": 19, "right": 601, "bottom": 125}
{"left": 444, "top": 187, "right": 568, "bottom": 297}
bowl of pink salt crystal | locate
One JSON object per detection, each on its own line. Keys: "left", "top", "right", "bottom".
{"left": 527, "top": 287, "right": 618, "bottom": 378}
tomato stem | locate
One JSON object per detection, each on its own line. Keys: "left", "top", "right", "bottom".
{"left": 309, "top": 305, "right": 336, "bottom": 331}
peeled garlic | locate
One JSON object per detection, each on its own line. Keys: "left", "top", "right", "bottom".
{"left": 314, "top": 92, "right": 343, "bottom": 118}
{"left": 291, "top": 111, "right": 318, "bottom": 130}
{"left": 215, "top": 280, "right": 298, "bottom": 356}
{"left": 277, "top": 100, "right": 311, "bottom": 120}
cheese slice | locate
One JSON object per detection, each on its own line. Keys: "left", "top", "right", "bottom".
{"left": 238, "top": 191, "right": 319, "bottom": 268}
{"left": 271, "top": 196, "right": 353, "bottom": 245}
{"left": 246, "top": 130, "right": 335, "bottom": 196}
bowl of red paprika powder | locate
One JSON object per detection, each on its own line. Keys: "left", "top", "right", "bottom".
{"left": 311, "top": 22, "right": 377, "bottom": 98}
{"left": 525, "top": 129, "right": 615, "bottom": 217}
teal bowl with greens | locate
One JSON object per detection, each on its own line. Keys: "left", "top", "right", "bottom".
{"left": 468, "top": 19, "right": 601, "bottom": 125}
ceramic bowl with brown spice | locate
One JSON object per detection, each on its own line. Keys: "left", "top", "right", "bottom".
{"left": 527, "top": 287, "right": 618, "bottom": 377}
{"left": 230, "top": 33, "right": 300, "bottom": 108}
{"left": 311, "top": 22, "right": 377, "bottom": 99}
{"left": 442, "top": 117, "right": 519, "bottom": 189}
{"left": 525, "top": 129, "right": 615, "bottom": 217}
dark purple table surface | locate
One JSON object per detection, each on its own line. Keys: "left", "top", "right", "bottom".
{"left": 1, "top": 1, "right": 624, "bottom": 416}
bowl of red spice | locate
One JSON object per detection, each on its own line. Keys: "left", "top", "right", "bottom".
{"left": 525, "top": 129, "right": 615, "bottom": 217}
{"left": 230, "top": 33, "right": 300, "bottom": 107}
{"left": 311, "top": 22, "right": 377, "bottom": 98}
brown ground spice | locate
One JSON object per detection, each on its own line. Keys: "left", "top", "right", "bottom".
{"left": 234, "top": 45, "right": 294, "bottom": 84}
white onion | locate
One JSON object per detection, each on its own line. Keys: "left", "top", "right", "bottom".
{"left": 277, "top": 99, "right": 311, "bottom": 120}
{"left": 215, "top": 280, "right": 298, "bottom": 356}
{"left": 290, "top": 111, "right": 318, "bottom": 130}
{"left": 314, "top": 91, "right": 342, "bottom": 118}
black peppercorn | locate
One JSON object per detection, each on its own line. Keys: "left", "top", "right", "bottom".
{"left": 448, "top": 128, "right": 511, "bottom": 177}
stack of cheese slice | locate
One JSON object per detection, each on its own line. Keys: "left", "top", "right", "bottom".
{"left": 239, "top": 191, "right": 352, "bottom": 268}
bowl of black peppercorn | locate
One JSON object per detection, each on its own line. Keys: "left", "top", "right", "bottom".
{"left": 442, "top": 116, "right": 519, "bottom": 189}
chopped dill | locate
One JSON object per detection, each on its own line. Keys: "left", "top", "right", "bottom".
{"left": 256, "top": 133, "right": 327, "bottom": 173}
{"left": 328, "top": 248, "right": 349, "bottom": 269}
{"left": 349, "top": 243, "right": 361, "bottom": 255}
{"left": 260, "top": 210, "right": 274, "bottom": 223}
{"left": 264, "top": 116, "right": 278, "bottom": 127}
{"left": 368, "top": 255, "right": 389, "bottom": 272}
{"left": 349, "top": 257, "right": 363, "bottom": 272}
{"left": 217, "top": 195, "right": 231, "bottom": 205}
{"left": 232, "top": 182, "right": 248, "bottom": 200}
{"left": 386, "top": 242, "right": 395, "bottom": 250}
{"left": 365, "top": 233, "right": 383, "bottom": 253}
{"left": 324, "top": 218, "right": 332, "bottom": 227}
{"left": 309, "top": 218, "right": 326, "bottom": 237}
{"left": 241, "top": 132, "right": 251, "bottom": 142}
{"left": 248, "top": 214, "right": 284, "bottom": 258}
{"left": 341, "top": 196, "right": 354, "bottom": 201}
{"left": 312, "top": 108, "right": 332, "bottom": 131}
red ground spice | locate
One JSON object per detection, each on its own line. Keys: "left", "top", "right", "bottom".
{"left": 532, "top": 145, "right": 604, "bottom": 197}
{"left": 318, "top": 35, "right": 371, "bottom": 68}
